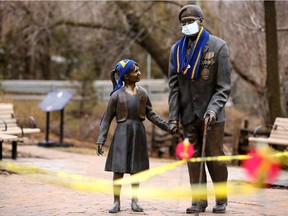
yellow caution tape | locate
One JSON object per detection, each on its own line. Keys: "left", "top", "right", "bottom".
{"left": 114, "top": 151, "right": 288, "bottom": 185}
{"left": 0, "top": 161, "right": 257, "bottom": 199}
{"left": 137, "top": 181, "right": 258, "bottom": 200}
{"left": 0, "top": 161, "right": 114, "bottom": 194}
{"left": 1, "top": 151, "right": 287, "bottom": 200}
{"left": 114, "top": 160, "right": 186, "bottom": 185}
{"left": 2, "top": 161, "right": 51, "bottom": 175}
{"left": 44, "top": 173, "right": 113, "bottom": 194}
{"left": 0, "top": 164, "right": 257, "bottom": 200}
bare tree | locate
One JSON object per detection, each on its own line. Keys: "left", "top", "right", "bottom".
{"left": 264, "top": 0, "right": 284, "bottom": 123}
{"left": 0, "top": 1, "right": 287, "bottom": 121}
{"left": 217, "top": 1, "right": 287, "bottom": 120}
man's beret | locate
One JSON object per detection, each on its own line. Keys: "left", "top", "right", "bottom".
{"left": 179, "top": 5, "right": 204, "bottom": 21}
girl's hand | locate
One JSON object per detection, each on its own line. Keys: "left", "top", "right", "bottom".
{"left": 97, "top": 144, "right": 104, "bottom": 156}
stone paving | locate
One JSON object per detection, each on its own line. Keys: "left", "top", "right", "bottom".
{"left": 1, "top": 144, "right": 288, "bottom": 216}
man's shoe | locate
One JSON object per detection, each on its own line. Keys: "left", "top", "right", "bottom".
{"left": 186, "top": 204, "right": 206, "bottom": 214}
{"left": 212, "top": 203, "right": 227, "bottom": 213}
{"left": 108, "top": 202, "right": 120, "bottom": 213}
{"left": 131, "top": 199, "right": 143, "bottom": 212}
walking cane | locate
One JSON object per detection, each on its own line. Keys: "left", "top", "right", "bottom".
{"left": 194, "top": 118, "right": 209, "bottom": 216}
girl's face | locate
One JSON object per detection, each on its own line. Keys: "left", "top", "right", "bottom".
{"left": 126, "top": 65, "right": 141, "bottom": 83}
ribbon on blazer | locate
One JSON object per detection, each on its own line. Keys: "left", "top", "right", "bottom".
{"left": 173, "top": 27, "right": 209, "bottom": 79}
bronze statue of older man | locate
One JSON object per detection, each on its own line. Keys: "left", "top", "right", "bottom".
{"left": 168, "top": 4, "right": 231, "bottom": 214}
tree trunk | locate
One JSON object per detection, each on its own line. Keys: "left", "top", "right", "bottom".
{"left": 264, "top": 1, "right": 284, "bottom": 124}
{"left": 0, "top": 3, "right": 2, "bottom": 43}
{"left": 116, "top": 2, "right": 169, "bottom": 76}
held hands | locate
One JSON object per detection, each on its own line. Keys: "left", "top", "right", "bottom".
{"left": 168, "top": 121, "right": 179, "bottom": 135}
{"left": 97, "top": 144, "right": 104, "bottom": 156}
{"left": 204, "top": 110, "right": 217, "bottom": 126}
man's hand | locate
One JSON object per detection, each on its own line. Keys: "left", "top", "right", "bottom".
{"left": 168, "top": 120, "right": 179, "bottom": 135}
{"left": 168, "top": 123, "right": 179, "bottom": 135}
{"left": 204, "top": 110, "right": 216, "bottom": 126}
{"left": 97, "top": 144, "right": 104, "bottom": 156}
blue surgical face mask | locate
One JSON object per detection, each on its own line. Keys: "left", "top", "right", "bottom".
{"left": 181, "top": 22, "right": 199, "bottom": 36}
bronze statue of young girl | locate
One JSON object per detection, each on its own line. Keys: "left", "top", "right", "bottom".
{"left": 97, "top": 59, "right": 177, "bottom": 213}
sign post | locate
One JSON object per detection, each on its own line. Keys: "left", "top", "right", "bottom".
{"left": 38, "top": 90, "right": 73, "bottom": 147}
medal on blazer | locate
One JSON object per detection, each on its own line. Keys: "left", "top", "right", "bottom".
{"left": 205, "top": 51, "right": 214, "bottom": 59}
{"left": 201, "top": 51, "right": 215, "bottom": 66}
{"left": 201, "top": 68, "right": 210, "bottom": 80}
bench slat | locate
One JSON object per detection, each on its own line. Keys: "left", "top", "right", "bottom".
{"left": 275, "top": 117, "right": 288, "bottom": 123}
{"left": 248, "top": 137, "right": 288, "bottom": 146}
{"left": 0, "top": 104, "right": 13, "bottom": 110}
{"left": 0, "top": 128, "right": 41, "bottom": 135}
{"left": 273, "top": 129, "right": 288, "bottom": 134}
{"left": 0, "top": 134, "right": 20, "bottom": 142}
{"left": 270, "top": 134, "right": 288, "bottom": 139}
{"left": 0, "top": 114, "right": 15, "bottom": 119}
{"left": 0, "top": 119, "right": 17, "bottom": 123}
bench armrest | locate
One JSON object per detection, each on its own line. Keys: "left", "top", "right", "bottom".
{"left": 0, "top": 118, "right": 7, "bottom": 131}
{"left": 252, "top": 124, "right": 278, "bottom": 137}
{"left": 16, "top": 116, "right": 38, "bottom": 128}
{"left": 27, "top": 116, "right": 38, "bottom": 128}
{"left": 16, "top": 116, "right": 38, "bottom": 137}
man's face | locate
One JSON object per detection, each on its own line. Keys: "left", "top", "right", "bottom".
{"left": 180, "top": 16, "right": 202, "bottom": 27}
{"left": 180, "top": 16, "right": 202, "bottom": 36}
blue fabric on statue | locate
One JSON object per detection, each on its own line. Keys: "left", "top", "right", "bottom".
{"left": 100, "top": 59, "right": 137, "bottom": 126}
{"left": 110, "top": 59, "right": 136, "bottom": 96}
{"left": 173, "top": 27, "right": 209, "bottom": 80}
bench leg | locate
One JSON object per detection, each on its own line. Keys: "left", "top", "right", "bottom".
{"left": 12, "top": 141, "right": 17, "bottom": 160}
{"left": 0, "top": 141, "right": 2, "bottom": 160}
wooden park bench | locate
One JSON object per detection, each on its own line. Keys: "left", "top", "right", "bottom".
{"left": 0, "top": 103, "right": 40, "bottom": 159}
{"left": 0, "top": 134, "right": 28, "bottom": 160}
{"left": 248, "top": 117, "right": 288, "bottom": 149}
{"left": 0, "top": 103, "right": 41, "bottom": 136}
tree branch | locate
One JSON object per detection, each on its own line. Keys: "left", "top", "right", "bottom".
{"left": 230, "top": 60, "right": 263, "bottom": 94}
{"left": 115, "top": 2, "right": 170, "bottom": 75}
{"left": 278, "top": 27, "right": 288, "bottom": 32}
{"left": 51, "top": 20, "right": 118, "bottom": 32}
